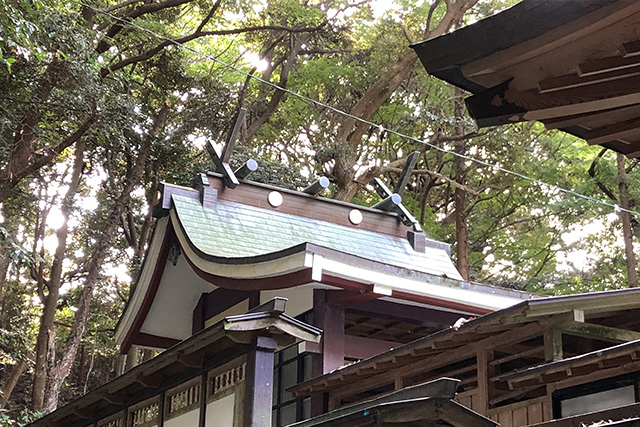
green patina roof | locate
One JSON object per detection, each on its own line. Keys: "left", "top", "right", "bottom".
{"left": 172, "top": 194, "right": 463, "bottom": 280}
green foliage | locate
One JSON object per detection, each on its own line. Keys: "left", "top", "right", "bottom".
{"left": 3, "top": 0, "right": 640, "bottom": 420}
{"left": 0, "top": 408, "right": 40, "bottom": 427}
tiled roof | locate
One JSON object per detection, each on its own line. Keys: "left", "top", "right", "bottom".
{"left": 172, "top": 194, "right": 463, "bottom": 280}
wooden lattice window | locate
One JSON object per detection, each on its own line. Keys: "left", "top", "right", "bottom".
{"left": 97, "top": 413, "right": 124, "bottom": 427}
{"left": 128, "top": 397, "right": 159, "bottom": 427}
{"left": 165, "top": 378, "right": 201, "bottom": 420}
{"left": 211, "top": 363, "right": 246, "bottom": 397}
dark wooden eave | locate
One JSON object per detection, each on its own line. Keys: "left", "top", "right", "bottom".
{"left": 288, "top": 378, "right": 497, "bottom": 427}
{"left": 496, "top": 339, "right": 640, "bottom": 390}
{"left": 29, "top": 299, "right": 321, "bottom": 427}
{"left": 290, "top": 289, "right": 640, "bottom": 398}
{"left": 411, "top": 0, "right": 640, "bottom": 157}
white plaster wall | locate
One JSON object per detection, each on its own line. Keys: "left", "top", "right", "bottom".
{"left": 205, "top": 393, "right": 235, "bottom": 427}
{"left": 164, "top": 408, "right": 200, "bottom": 427}
{"left": 140, "top": 253, "right": 216, "bottom": 340}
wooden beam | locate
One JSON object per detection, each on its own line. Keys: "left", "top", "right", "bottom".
{"left": 559, "top": 320, "right": 640, "bottom": 343}
{"left": 538, "top": 64, "right": 640, "bottom": 94}
{"left": 103, "top": 392, "right": 127, "bottom": 405}
{"left": 622, "top": 41, "right": 640, "bottom": 57}
{"left": 579, "top": 54, "right": 640, "bottom": 77}
{"left": 543, "top": 103, "right": 640, "bottom": 130}
{"left": 393, "top": 151, "right": 420, "bottom": 196}
{"left": 464, "top": 79, "right": 527, "bottom": 127}
{"left": 585, "top": 117, "right": 640, "bottom": 145}
{"left": 326, "top": 289, "right": 379, "bottom": 305}
{"left": 221, "top": 108, "right": 246, "bottom": 163}
{"left": 135, "top": 373, "right": 164, "bottom": 388}
{"left": 247, "top": 296, "right": 287, "bottom": 314}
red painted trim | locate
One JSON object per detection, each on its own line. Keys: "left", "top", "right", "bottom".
{"left": 120, "top": 225, "right": 173, "bottom": 354}
{"left": 134, "top": 332, "right": 180, "bottom": 349}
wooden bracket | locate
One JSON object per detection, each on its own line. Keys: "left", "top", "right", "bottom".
{"left": 205, "top": 108, "right": 248, "bottom": 189}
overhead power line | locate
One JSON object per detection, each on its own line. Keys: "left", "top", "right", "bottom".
{"left": 83, "top": 3, "right": 640, "bottom": 218}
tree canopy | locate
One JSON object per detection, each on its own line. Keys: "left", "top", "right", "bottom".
{"left": 1, "top": 0, "right": 640, "bottom": 423}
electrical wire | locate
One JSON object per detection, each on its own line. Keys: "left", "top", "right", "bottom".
{"left": 83, "top": 3, "right": 640, "bottom": 218}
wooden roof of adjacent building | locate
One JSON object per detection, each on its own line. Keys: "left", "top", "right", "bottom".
{"left": 28, "top": 299, "right": 321, "bottom": 427}
{"left": 411, "top": 0, "right": 640, "bottom": 157}
{"left": 291, "top": 289, "right": 640, "bottom": 408}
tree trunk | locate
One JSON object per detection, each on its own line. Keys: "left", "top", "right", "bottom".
{"left": 41, "top": 102, "right": 170, "bottom": 414}
{"left": 31, "top": 139, "right": 87, "bottom": 412}
{"left": 124, "top": 346, "right": 139, "bottom": 372}
{"left": 0, "top": 359, "right": 28, "bottom": 408}
{"left": 453, "top": 87, "right": 469, "bottom": 280}
{"left": 617, "top": 153, "right": 638, "bottom": 287}
{"left": 0, "top": 253, "right": 12, "bottom": 329}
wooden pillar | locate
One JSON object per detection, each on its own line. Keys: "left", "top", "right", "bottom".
{"left": 476, "top": 348, "right": 493, "bottom": 415}
{"left": 544, "top": 328, "right": 563, "bottom": 361}
{"left": 312, "top": 290, "right": 345, "bottom": 375}
{"left": 199, "top": 372, "right": 207, "bottom": 427}
{"left": 244, "top": 336, "right": 278, "bottom": 427}
{"left": 311, "top": 289, "right": 345, "bottom": 416}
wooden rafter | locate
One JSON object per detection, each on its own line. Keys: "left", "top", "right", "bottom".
{"left": 538, "top": 64, "right": 640, "bottom": 94}
{"left": 584, "top": 116, "right": 640, "bottom": 145}
{"left": 559, "top": 320, "right": 640, "bottom": 343}
{"left": 579, "top": 54, "right": 640, "bottom": 77}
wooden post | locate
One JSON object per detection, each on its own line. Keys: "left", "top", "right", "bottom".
{"left": 244, "top": 336, "right": 277, "bottom": 427}
{"left": 311, "top": 289, "right": 345, "bottom": 416}
{"left": 199, "top": 372, "right": 207, "bottom": 427}
{"left": 544, "top": 328, "right": 563, "bottom": 361}
{"left": 476, "top": 348, "right": 493, "bottom": 415}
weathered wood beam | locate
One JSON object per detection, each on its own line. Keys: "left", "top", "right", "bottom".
{"left": 585, "top": 116, "right": 640, "bottom": 145}
{"left": 622, "top": 41, "right": 640, "bottom": 57}
{"left": 247, "top": 296, "right": 287, "bottom": 314}
{"left": 538, "top": 64, "right": 640, "bottom": 94}
{"left": 488, "top": 384, "right": 542, "bottom": 406}
{"left": 579, "top": 54, "right": 640, "bottom": 77}
{"left": 221, "top": 108, "right": 247, "bottom": 163}
{"left": 393, "top": 151, "right": 420, "bottom": 196}
{"left": 327, "top": 289, "right": 379, "bottom": 305}
{"left": 543, "top": 104, "right": 640, "bottom": 130}
{"left": 205, "top": 141, "right": 239, "bottom": 188}
{"left": 465, "top": 79, "right": 527, "bottom": 127}
{"left": 559, "top": 320, "right": 640, "bottom": 343}
{"left": 135, "top": 373, "right": 163, "bottom": 388}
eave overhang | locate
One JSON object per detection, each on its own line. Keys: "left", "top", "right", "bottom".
{"left": 411, "top": 0, "right": 640, "bottom": 157}
{"left": 497, "top": 339, "right": 640, "bottom": 390}
{"left": 291, "top": 288, "right": 640, "bottom": 398}
{"left": 29, "top": 301, "right": 321, "bottom": 427}
{"left": 288, "top": 378, "right": 497, "bottom": 427}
